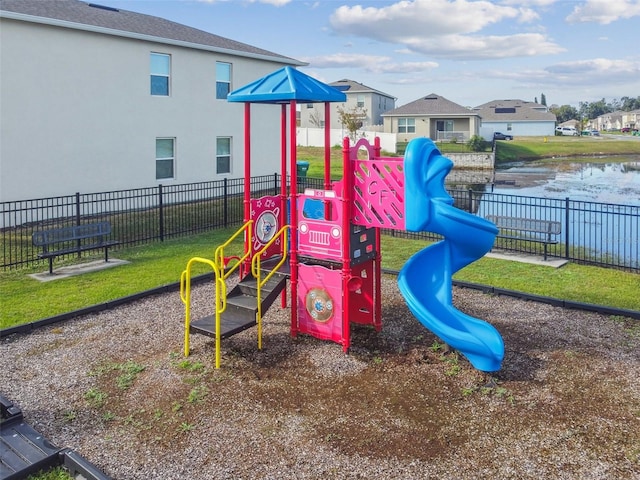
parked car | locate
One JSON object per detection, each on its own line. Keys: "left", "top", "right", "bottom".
{"left": 591, "top": 130, "right": 600, "bottom": 136}
{"left": 556, "top": 126, "right": 578, "bottom": 136}
{"left": 621, "top": 127, "right": 638, "bottom": 133}
{"left": 493, "top": 132, "right": 513, "bottom": 141}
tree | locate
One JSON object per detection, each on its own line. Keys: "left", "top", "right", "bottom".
{"left": 336, "top": 105, "right": 367, "bottom": 142}
{"left": 619, "top": 96, "right": 640, "bottom": 111}
{"left": 579, "top": 99, "right": 609, "bottom": 120}
{"left": 308, "top": 109, "right": 323, "bottom": 127}
{"left": 540, "top": 93, "right": 547, "bottom": 106}
{"left": 534, "top": 96, "right": 538, "bottom": 104}
{"left": 549, "top": 104, "right": 578, "bottom": 123}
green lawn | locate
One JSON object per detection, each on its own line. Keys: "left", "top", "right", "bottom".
{"left": 3, "top": 138, "right": 639, "bottom": 330}
{"left": 1, "top": 230, "right": 637, "bottom": 330}
{"left": 495, "top": 135, "right": 640, "bottom": 162}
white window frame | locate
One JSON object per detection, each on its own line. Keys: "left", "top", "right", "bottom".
{"left": 156, "top": 138, "right": 175, "bottom": 180}
{"left": 398, "top": 118, "right": 416, "bottom": 134}
{"left": 216, "top": 62, "right": 232, "bottom": 100}
{"left": 150, "top": 53, "right": 170, "bottom": 96}
{"left": 216, "top": 137, "right": 232, "bottom": 175}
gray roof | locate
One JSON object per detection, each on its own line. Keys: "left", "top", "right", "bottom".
{"left": 329, "top": 79, "right": 396, "bottom": 100}
{"left": 0, "top": 0, "right": 303, "bottom": 64}
{"left": 382, "top": 93, "right": 474, "bottom": 117}
{"left": 473, "top": 99, "right": 556, "bottom": 122}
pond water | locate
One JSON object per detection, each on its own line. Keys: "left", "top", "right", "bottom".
{"left": 490, "top": 156, "right": 640, "bottom": 206}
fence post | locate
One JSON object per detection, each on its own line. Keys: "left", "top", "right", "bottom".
{"left": 468, "top": 189, "right": 473, "bottom": 213}
{"left": 564, "top": 197, "right": 570, "bottom": 259}
{"left": 158, "top": 184, "right": 164, "bottom": 241}
{"left": 274, "top": 172, "right": 279, "bottom": 196}
{"left": 223, "top": 178, "right": 228, "bottom": 228}
{"left": 75, "top": 192, "right": 81, "bottom": 257}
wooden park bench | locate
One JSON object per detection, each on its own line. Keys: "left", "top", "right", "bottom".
{"left": 485, "top": 215, "right": 561, "bottom": 261}
{"left": 32, "top": 221, "right": 119, "bottom": 274}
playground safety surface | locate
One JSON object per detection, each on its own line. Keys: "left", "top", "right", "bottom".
{"left": 1, "top": 276, "right": 638, "bottom": 479}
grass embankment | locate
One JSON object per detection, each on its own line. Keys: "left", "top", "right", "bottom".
{"left": 1, "top": 231, "right": 638, "bottom": 330}
{"left": 495, "top": 135, "right": 640, "bottom": 162}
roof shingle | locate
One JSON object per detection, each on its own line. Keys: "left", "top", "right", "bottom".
{"left": 0, "top": 0, "right": 302, "bottom": 64}
{"left": 382, "top": 94, "right": 474, "bottom": 116}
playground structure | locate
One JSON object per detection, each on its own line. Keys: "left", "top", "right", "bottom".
{"left": 180, "top": 67, "right": 504, "bottom": 372}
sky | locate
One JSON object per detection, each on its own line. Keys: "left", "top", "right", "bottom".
{"left": 106, "top": 0, "right": 640, "bottom": 109}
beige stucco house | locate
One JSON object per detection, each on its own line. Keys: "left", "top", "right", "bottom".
{"left": 382, "top": 94, "right": 480, "bottom": 143}
{"left": 299, "top": 79, "right": 396, "bottom": 130}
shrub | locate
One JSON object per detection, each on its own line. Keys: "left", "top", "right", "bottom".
{"left": 467, "top": 135, "right": 488, "bottom": 152}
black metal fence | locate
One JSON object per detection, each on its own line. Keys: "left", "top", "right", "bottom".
{"left": 2, "top": 174, "right": 639, "bottom": 272}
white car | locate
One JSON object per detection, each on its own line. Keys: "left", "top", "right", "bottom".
{"left": 556, "top": 126, "right": 578, "bottom": 136}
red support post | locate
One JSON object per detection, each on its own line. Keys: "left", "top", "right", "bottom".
{"left": 243, "top": 103, "right": 251, "bottom": 275}
{"left": 324, "top": 102, "right": 331, "bottom": 191}
{"left": 289, "top": 100, "right": 299, "bottom": 338}
{"left": 341, "top": 136, "right": 352, "bottom": 352}
{"left": 280, "top": 103, "right": 288, "bottom": 308}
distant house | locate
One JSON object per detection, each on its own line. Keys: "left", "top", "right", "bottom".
{"left": 472, "top": 99, "right": 556, "bottom": 139}
{"left": 381, "top": 93, "right": 480, "bottom": 143}
{"left": 299, "top": 79, "right": 396, "bottom": 130}
{"left": 0, "top": 0, "right": 303, "bottom": 202}
{"left": 595, "top": 111, "right": 625, "bottom": 131}
{"left": 622, "top": 109, "right": 640, "bottom": 130}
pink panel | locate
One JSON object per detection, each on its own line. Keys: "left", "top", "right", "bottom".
{"left": 297, "top": 264, "right": 343, "bottom": 343}
{"left": 348, "top": 260, "right": 375, "bottom": 326}
{"left": 250, "top": 195, "right": 282, "bottom": 260}
{"left": 352, "top": 158, "right": 405, "bottom": 230}
{"left": 297, "top": 189, "right": 343, "bottom": 261}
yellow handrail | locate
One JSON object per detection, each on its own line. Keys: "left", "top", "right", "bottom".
{"left": 251, "top": 225, "right": 290, "bottom": 349}
{"left": 180, "top": 256, "right": 226, "bottom": 368}
{"left": 180, "top": 220, "right": 287, "bottom": 368}
{"left": 214, "top": 221, "right": 253, "bottom": 280}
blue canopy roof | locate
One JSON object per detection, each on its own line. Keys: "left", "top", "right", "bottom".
{"left": 227, "top": 66, "right": 346, "bottom": 104}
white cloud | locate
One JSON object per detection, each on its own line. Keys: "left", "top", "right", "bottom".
{"left": 302, "top": 53, "right": 438, "bottom": 74}
{"left": 482, "top": 58, "right": 640, "bottom": 88}
{"left": 500, "top": 0, "right": 557, "bottom": 5}
{"left": 330, "top": 0, "right": 520, "bottom": 39}
{"left": 517, "top": 7, "right": 541, "bottom": 23}
{"left": 546, "top": 58, "right": 640, "bottom": 80}
{"left": 328, "top": 0, "right": 561, "bottom": 59}
{"left": 405, "top": 33, "right": 564, "bottom": 59}
{"left": 197, "top": 0, "right": 292, "bottom": 4}
{"left": 566, "top": 0, "right": 640, "bottom": 24}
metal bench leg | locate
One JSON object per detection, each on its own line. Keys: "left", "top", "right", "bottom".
{"left": 49, "top": 258, "right": 54, "bottom": 275}
{"left": 104, "top": 248, "right": 109, "bottom": 264}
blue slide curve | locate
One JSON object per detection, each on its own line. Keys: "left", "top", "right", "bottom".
{"left": 397, "top": 138, "right": 504, "bottom": 372}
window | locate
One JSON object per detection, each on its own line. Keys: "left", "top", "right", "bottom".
{"left": 150, "top": 53, "right": 170, "bottom": 96}
{"left": 436, "top": 120, "right": 454, "bottom": 132}
{"left": 507, "top": 123, "right": 513, "bottom": 131}
{"left": 398, "top": 118, "right": 415, "bottom": 133}
{"left": 156, "top": 138, "right": 174, "bottom": 180}
{"left": 216, "top": 137, "right": 231, "bottom": 174}
{"left": 216, "top": 62, "right": 231, "bottom": 99}
{"left": 357, "top": 94, "right": 365, "bottom": 108}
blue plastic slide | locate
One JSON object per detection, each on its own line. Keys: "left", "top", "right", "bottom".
{"left": 397, "top": 138, "right": 504, "bottom": 372}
